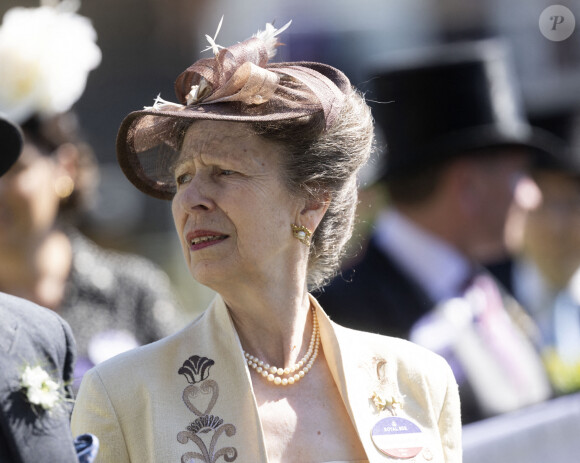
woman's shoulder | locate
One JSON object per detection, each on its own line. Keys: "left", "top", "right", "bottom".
{"left": 82, "top": 309, "right": 209, "bottom": 383}
{"left": 335, "top": 321, "right": 434, "bottom": 353}
{"left": 334, "top": 322, "right": 455, "bottom": 383}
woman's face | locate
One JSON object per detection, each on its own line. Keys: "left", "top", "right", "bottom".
{"left": 171, "top": 121, "right": 305, "bottom": 290}
{"left": 0, "top": 142, "right": 61, "bottom": 248}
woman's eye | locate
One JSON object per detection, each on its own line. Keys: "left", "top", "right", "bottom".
{"left": 220, "top": 169, "right": 235, "bottom": 176}
{"left": 176, "top": 173, "right": 192, "bottom": 185}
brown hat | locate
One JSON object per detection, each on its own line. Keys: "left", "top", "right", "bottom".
{"left": 117, "top": 21, "right": 351, "bottom": 200}
{"left": 0, "top": 114, "right": 22, "bottom": 177}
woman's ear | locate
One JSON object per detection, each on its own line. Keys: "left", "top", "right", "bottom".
{"left": 299, "top": 193, "right": 331, "bottom": 232}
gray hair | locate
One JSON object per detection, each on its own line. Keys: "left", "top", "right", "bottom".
{"left": 251, "top": 89, "right": 374, "bottom": 290}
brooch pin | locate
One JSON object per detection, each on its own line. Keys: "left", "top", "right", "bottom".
{"left": 370, "top": 391, "right": 402, "bottom": 414}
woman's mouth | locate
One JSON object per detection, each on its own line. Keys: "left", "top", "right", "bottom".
{"left": 188, "top": 233, "right": 228, "bottom": 251}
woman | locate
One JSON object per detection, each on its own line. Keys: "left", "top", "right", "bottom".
{"left": 0, "top": 2, "right": 179, "bottom": 387}
{"left": 72, "top": 21, "right": 461, "bottom": 462}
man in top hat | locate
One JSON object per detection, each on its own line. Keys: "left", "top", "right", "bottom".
{"left": 488, "top": 107, "right": 580, "bottom": 395}
{"left": 317, "top": 40, "right": 555, "bottom": 423}
{"left": 0, "top": 114, "right": 82, "bottom": 462}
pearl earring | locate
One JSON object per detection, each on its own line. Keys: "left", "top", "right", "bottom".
{"left": 291, "top": 224, "right": 312, "bottom": 246}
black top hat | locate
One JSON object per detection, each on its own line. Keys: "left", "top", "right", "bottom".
{"left": 367, "top": 40, "right": 560, "bottom": 179}
{"left": 0, "top": 115, "right": 22, "bottom": 177}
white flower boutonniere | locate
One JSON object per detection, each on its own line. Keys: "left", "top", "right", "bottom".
{"left": 20, "top": 365, "right": 64, "bottom": 411}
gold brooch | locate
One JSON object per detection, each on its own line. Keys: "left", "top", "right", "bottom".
{"left": 370, "top": 391, "right": 402, "bottom": 414}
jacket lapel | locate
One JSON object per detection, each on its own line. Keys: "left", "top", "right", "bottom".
{"left": 206, "top": 295, "right": 386, "bottom": 462}
{"left": 204, "top": 295, "right": 426, "bottom": 462}
{"left": 199, "top": 296, "right": 269, "bottom": 461}
{"left": 312, "top": 295, "right": 402, "bottom": 461}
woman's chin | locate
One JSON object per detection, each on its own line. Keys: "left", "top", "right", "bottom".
{"left": 189, "top": 264, "right": 236, "bottom": 291}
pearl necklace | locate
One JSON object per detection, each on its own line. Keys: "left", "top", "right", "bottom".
{"left": 243, "top": 307, "right": 320, "bottom": 386}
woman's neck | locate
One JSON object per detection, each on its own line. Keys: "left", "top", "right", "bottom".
{"left": 221, "top": 275, "right": 313, "bottom": 373}
{"left": 0, "top": 228, "right": 72, "bottom": 310}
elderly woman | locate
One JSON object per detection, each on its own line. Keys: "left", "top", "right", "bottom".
{"left": 71, "top": 21, "right": 461, "bottom": 462}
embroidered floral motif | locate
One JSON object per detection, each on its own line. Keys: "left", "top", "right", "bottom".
{"left": 177, "top": 355, "right": 237, "bottom": 463}
{"left": 179, "top": 355, "right": 215, "bottom": 384}
{"left": 187, "top": 415, "right": 224, "bottom": 434}
{"left": 182, "top": 379, "right": 219, "bottom": 417}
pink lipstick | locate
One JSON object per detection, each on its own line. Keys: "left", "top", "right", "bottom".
{"left": 186, "top": 230, "right": 228, "bottom": 251}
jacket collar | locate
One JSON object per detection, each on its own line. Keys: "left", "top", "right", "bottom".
{"left": 203, "top": 294, "right": 402, "bottom": 461}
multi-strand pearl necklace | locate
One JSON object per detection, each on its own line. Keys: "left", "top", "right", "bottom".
{"left": 243, "top": 307, "right": 320, "bottom": 386}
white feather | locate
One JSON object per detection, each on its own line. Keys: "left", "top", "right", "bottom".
{"left": 201, "top": 15, "right": 224, "bottom": 55}
{"left": 144, "top": 94, "right": 184, "bottom": 112}
{"left": 254, "top": 20, "right": 292, "bottom": 59}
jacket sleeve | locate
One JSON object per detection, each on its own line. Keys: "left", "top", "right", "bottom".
{"left": 437, "top": 359, "right": 463, "bottom": 463}
{"left": 58, "top": 315, "right": 77, "bottom": 402}
{"left": 71, "top": 368, "right": 131, "bottom": 463}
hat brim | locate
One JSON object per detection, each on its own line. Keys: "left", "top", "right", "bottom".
{"left": 0, "top": 116, "right": 23, "bottom": 177}
{"left": 116, "top": 105, "right": 319, "bottom": 200}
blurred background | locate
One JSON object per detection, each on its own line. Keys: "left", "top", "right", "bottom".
{"left": 1, "top": 0, "right": 579, "bottom": 319}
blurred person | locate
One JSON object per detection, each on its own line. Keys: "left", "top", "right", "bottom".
{"left": 0, "top": 114, "right": 99, "bottom": 463}
{"left": 317, "top": 40, "right": 557, "bottom": 424}
{"left": 71, "top": 21, "right": 462, "bottom": 462}
{"left": 0, "top": 1, "right": 179, "bottom": 388}
{"left": 489, "top": 109, "right": 580, "bottom": 394}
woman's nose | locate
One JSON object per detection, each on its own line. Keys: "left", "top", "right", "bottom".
{"left": 176, "top": 175, "right": 215, "bottom": 212}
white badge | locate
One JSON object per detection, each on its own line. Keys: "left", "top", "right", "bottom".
{"left": 371, "top": 416, "right": 425, "bottom": 459}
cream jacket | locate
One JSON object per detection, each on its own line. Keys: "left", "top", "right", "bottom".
{"left": 71, "top": 295, "right": 462, "bottom": 462}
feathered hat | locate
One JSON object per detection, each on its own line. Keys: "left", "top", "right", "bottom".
{"left": 116, "top": 18, "right": 352, "bottom": 200}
